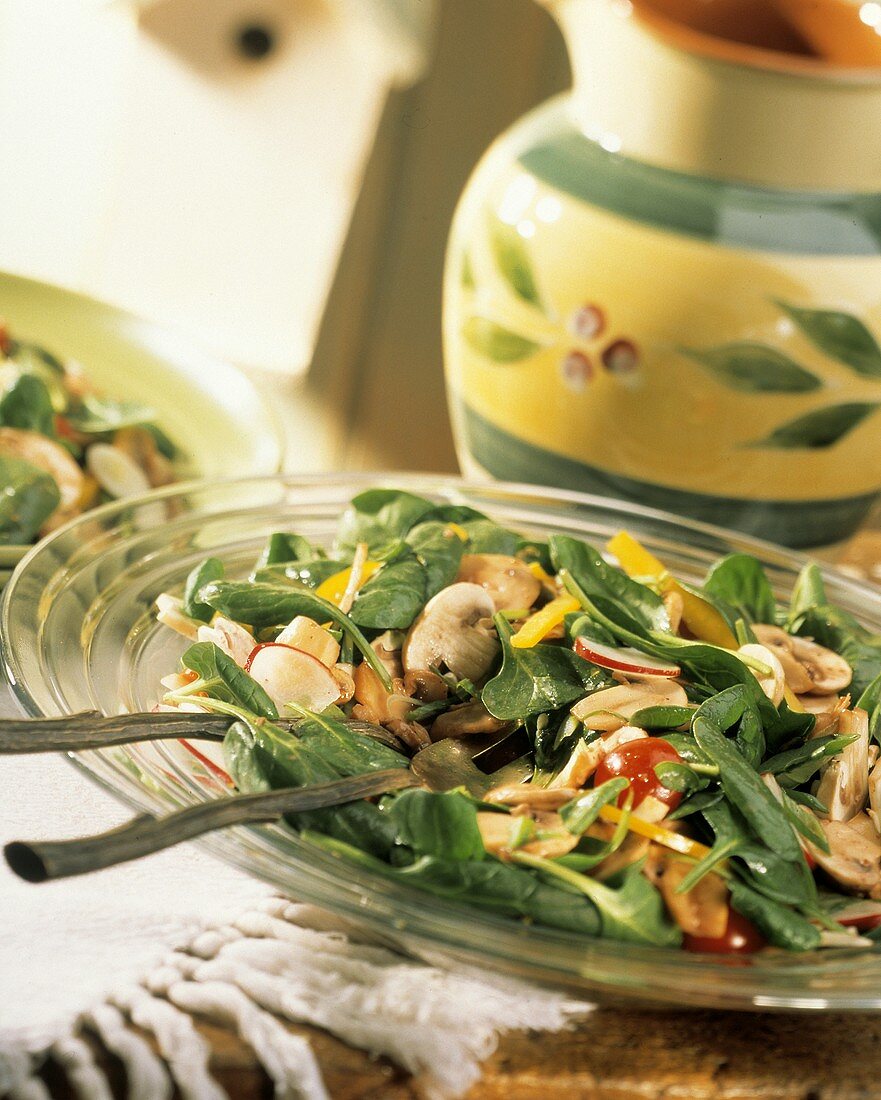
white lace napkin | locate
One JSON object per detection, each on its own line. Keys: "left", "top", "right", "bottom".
{"left": 0, "top": 752, "right": 592, "bottom": 1099}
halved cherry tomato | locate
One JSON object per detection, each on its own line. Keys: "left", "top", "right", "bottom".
{"left": 244, "top": 641, "right": 296, "bottom": 673}
{"left": 683, "top": 908, "right": 766, "bottom": 955}
{"left": 594, "top": 736, "right": 684, "bottom": 810}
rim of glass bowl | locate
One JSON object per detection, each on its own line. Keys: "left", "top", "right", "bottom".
{"left": 4, "top": 471, "right": 881, "bottom": 1011}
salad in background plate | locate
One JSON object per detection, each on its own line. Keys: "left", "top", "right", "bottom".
{"left": 0, "top": 320, "right": 180, "bottom": 545}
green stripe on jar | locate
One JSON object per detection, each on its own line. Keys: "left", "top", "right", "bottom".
{"left": 460, "top": 404, "right": 878, "bottom": 549}
{"left": 517, "top": 108, "right": 881, "bottom": 257}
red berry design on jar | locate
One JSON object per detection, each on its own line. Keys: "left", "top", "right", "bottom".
{"left": 569, "top": 304, "right": 606, "bottom": 341}
{"left": 560, "top": 350, "right": 593, "bottom": 392}
{"left": 602, "top": 339, "right": 639, "bottom": 374}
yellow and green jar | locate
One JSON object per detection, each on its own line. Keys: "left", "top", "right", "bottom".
{"left": 443, "top": 0, "right": 881, "bottom": 548}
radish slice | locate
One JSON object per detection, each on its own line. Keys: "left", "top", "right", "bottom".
{"left": 833, "top": 900, "right": 881, "bottom": 932}
{"left": 247, "top": 644, "right": 341, "bottom": 712}
{"left": 574, "top": 638, "right": 680, "bottom": 678}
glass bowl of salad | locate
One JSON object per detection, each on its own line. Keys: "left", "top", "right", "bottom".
{"left": 0, "top": 271, "right": 283, "bottom": 583}
{"left": 5, "top": 473, "right": 881, "bottom": 1010}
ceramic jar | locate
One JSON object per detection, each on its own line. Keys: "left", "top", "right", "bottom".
{"left": 443, "top": 0, "right": 881, "bottom": 547}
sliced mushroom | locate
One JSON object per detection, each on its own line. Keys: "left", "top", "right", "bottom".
{"left": 811, "top": 816, "right": 881, "bottom": 896}
{"left": 571, "top": 679, "right": 688, "bottom": 732}
{"left": 484, "top": 785, "right": 578, "bottom": 810}
{"left": 429, "top": 700, "right": 511, "bottom": 740}
{"left": 549, "top": 725, "right": 647, "bottom": 789}
{"left": 738, "top": 643, "right": 785, "bottom": 706}
{"left": 402, "top": 582, "right": 499, "bottom": 682}
{"left": 652, "top": 858, "right": 729, "bottom": 939}
{"left": 196, "top": 615, "right": 255, "bottom": 667}
{"left": 403, "top": 669, "right": 449, "bottom": 703}
{"left": 385, "top": 717, "right": 431, "bottom": 752}
{"left": 455, "top": 554, "right": 541, "bottom": 612}
{"left": 790, "top": 635, "right": 852, "bottom": 694}
{"left": 752, "top": 625, "right": 814, "bottom": 694}
{"left": 352, "top": 661, "right": 414, "bottom": 724}
{"left": 476, "top": 810, "right": 578, "bottom": 860}
{"left": 330, "top": 664, "right": 356, "bottom": 705}
{"left": 372, "top": 630, "right": 405, "bottom": 680}
{"left": 753, "top": 624, "right": 852, "bottom": 696}
{"left": 868, "top": 761, "right": 881, "bottom": 834}
{"left": 816, "top": 707, "right": 869, "bottom": 822}
{"left": 0, "top": 426, "right": 84, "bottom": 531}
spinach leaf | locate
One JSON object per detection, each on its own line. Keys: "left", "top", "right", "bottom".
{"left": 198, "top": 580, "right": 393, "bottom": 688}
{"left": 350, "top": 553, "right": 427, "bottom": 630}
{"left": 183, "top": 557, "right": 225, "bottom": 622}
{"left": 182, "top": 641, "right": 277, "bottom": 719}
{"left": 693, "top": 717, "right": 802, "bottom": 861}
{"left": 66, "top": 394, "right": 156, "bottom": 434}
{"left": 565, "top": 613, "right": 617, "bottom": 648}
{"left": 336, "top": 489, "right": 433, "bottom": 552}
{"left": 482, "top": 614, "right": 611, "bottom": 721}
{"left": 0, "top": 373, "right": 55, "bottom": 435}
{"left": 515, "top": 853, "right": 681, "bottom": 947}
{"left": 254, "top": 559, "right": 344, "bottom": 589}
{"left": 0, "top": 454, "right": 60, "bottom": 543}
{"left": 729, "top": 880, "right": 821, "bottom": 951}
{"left": 763, "top": 733, "right": 858, "bottom": 787}
{"left": 858, "top": 672, "right": 881, "bottom": 744}
{"left": 654, "top": 761, "right": 706, "bottom": 795}
{"left": 560, "top": 778, "right": 629, "bottom": 835}
{"left": 406, "top": 520, "right": 466, "bottom": 599}
{"left": 416, "top": 504, "right": 488, "bottom": 526}
{"left": 628, "top": 705, "right": 695, "bottom": 731}
{"left": 256, "top": 532, "right": 318, "bottom": 569}
{"left": 667, "top": 788, "right": 723, "bottom": 820}
{"left": 550, "top": 534, "right": 669, "bottom": 632}
{"left": 703, "top": 554, "right": 776, "bottom": 625}
{"left": 529, "top": 709, "right": 587, "bottom": 773}
{"left": 788, "top": 562, "right": 826, "bottom": 625}
{"left": 701, "top": 799, "right": 815, "bottom": 906}
{"left": 289, "top": 706, "right": 408, "bottom": 773}
{"left": 460, "top": 518, "right": 521, "bottom": 556}
{"left": 224, "top": 710, "right": 406, "bottom": 858}
{"left": 389, "top": 789, "right": 485, "bottom": 861}
{"left": 309, "top": 837, "right": 603, "bottom": 936}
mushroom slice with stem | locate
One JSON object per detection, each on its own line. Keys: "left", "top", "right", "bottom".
{"left": 0, "top": 426, "right": 84, "bottom": 531}
{"left": 752, "top": 624, "right": 815, "bottom": 694}
{"left": 816, "top": 707, "right": 869, "bottom": 822}
{"left": 572, "top": 679, "right": 688, "bottom": 732}
{"left": 753, "top": 624, "right": 852, "bottom": 696}
{"left": 811, "top": 815, "right": 881, "bottom": 896}
{"left": 455, "top": 554, "right": 541, "bottom": 612}
{"left": 869, "top": 761, "right": 881, "bottom": 834}
{"left": 790, "top": 635, "right": 852, "bottom": 695}
{"left": 651, "top": 857, "right": 730, "bottom": 938}
{"left": 430, "top": 700, "right": 511, "bottom": 740}
{"left": 402, "top": 582, "right": 499, "bottom": 682}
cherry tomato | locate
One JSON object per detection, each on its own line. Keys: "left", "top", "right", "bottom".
{"left": 803, "top": 849, "right": 817, "bottom": 871}
{"left": 683, "top": 908, "right": 766, "bottom": 955}
{"left": 244, "top": 641, "right": 296, "bottom": 673}
{"left": 594, "top": 736, "right": 684, "bottom": 810}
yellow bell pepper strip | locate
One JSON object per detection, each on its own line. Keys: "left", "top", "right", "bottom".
{"left": 315, "top": 558, "right": 381, "bottom": 608}
{"left": 598, "top": 804, "right": 713, "bottom": 860}
{"left": 511, "top": 595, "right": 581, "bottom": 649}
{"left": 782, "top": 684, "right": 805, "bottom": 713}
{"left": 606, "top": 531, "right": 738, "bottom": 649}
{"left": 446, "top": 521, "right": 470, "bottom": 542}
{"left": 527, "top": 561, "right": 556, "bottom": 586}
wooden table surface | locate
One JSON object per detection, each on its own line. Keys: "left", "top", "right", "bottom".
{"left": 41, "top": 531, "right": 881, "bottom": 1099}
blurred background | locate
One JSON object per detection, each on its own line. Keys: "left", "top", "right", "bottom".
{"left": 0, "top": 0, "right": 568, "bottom": 472}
